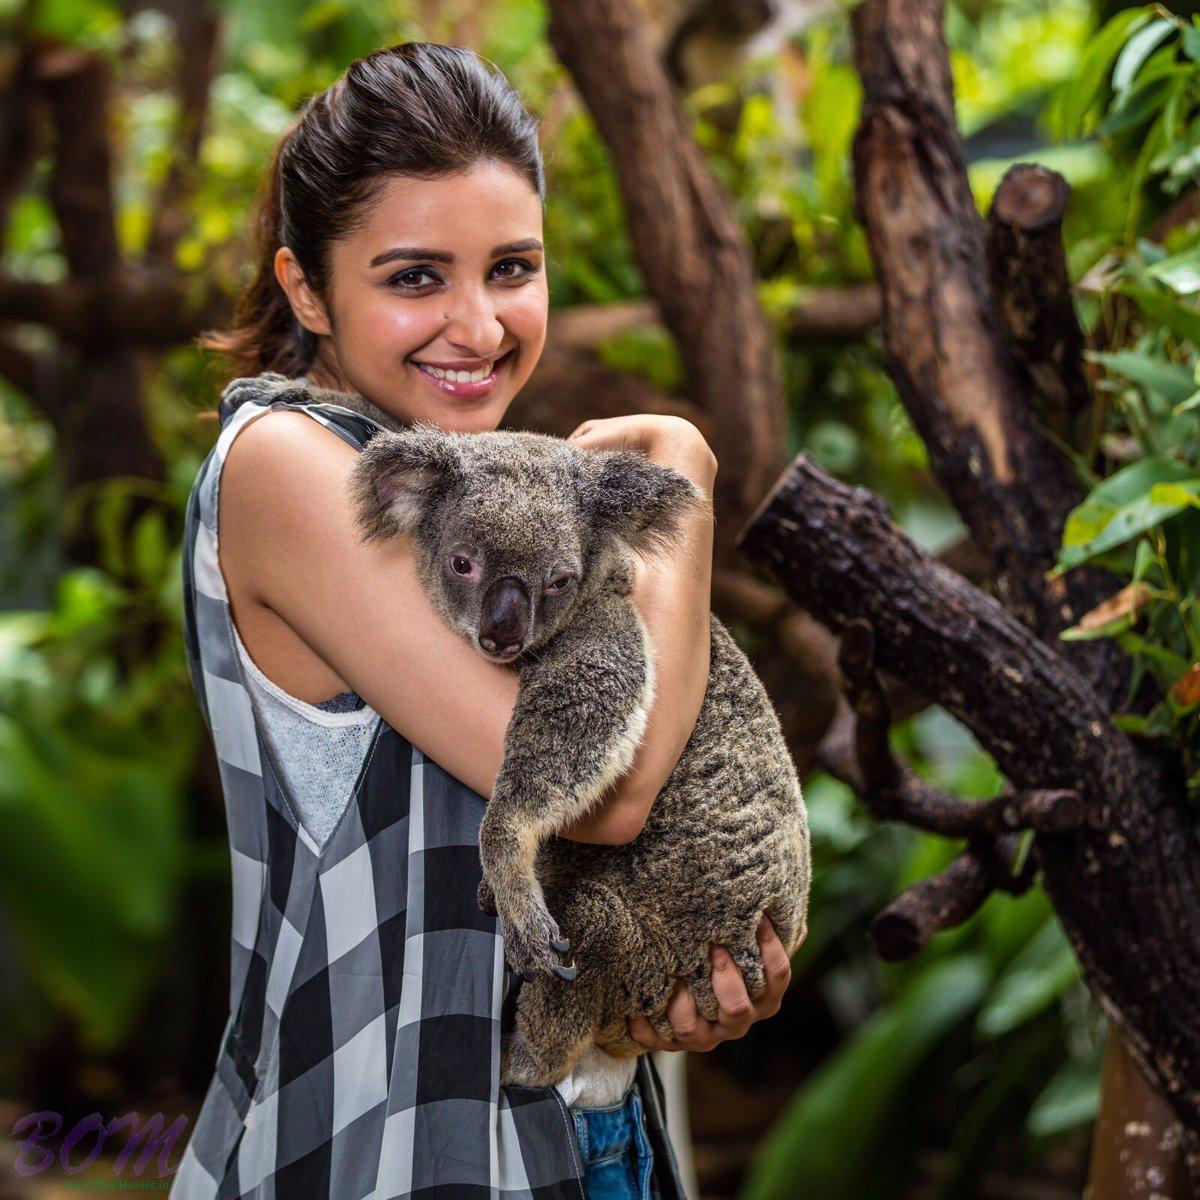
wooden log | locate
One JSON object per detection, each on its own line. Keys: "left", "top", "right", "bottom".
{"left": 986, "top": 164, "right": 1092, "bottom": 438}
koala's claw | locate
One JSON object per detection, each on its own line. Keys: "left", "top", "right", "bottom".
{"left": 501, "top": 902, "right": 575, "bottom": 982}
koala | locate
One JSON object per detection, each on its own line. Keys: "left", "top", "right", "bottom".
{"left": 221, "top": 373, "right": 809, "bottom": 1086}
{"left": 342, "top": 409, "right": 811, "bottom": 1091}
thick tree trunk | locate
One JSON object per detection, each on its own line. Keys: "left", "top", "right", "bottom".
{"left": 1087, "top": 1033, "right": 1194, "bottom": 1199}
{"left": 38, "top": 48, "right": 162, "bottom": 563}
{"left": 849, "top": 0, "right": 1125, "bottom": 706}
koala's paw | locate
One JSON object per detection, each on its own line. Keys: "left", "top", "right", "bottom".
{"left": 220, "top": 371, "right": 310, "bottom": 414}
{"left": 501, "top": 900, "right": 576, "bottom": 983}
{"left": 476, "top": 877, "right": 498, "bottom": 918}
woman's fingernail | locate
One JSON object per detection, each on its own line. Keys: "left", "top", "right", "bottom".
{"left": 712, "top": 947, "right": 729, "bottom": 966}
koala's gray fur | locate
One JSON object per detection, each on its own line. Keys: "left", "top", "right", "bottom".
{"left": 223, "top": 372, "right": 810, "bottom": 1089}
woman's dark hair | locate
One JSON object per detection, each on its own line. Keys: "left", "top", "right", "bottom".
{"left": 198, "top": 42, "right": 544, "bottom": 380}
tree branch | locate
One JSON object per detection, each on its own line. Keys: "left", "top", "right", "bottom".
{"left": 0, "top": 270, "right": 227, "bottom": 346}
{"left": 144, "top": 4, "right": 222, "bottom": 265}
{"left": 737, "top": 451, "right": 1200, "bottom": 1154}
{"left": 546, "top": 0, "right": 786, "bottom": 549}
{"left": 849, "top": 0, "right": 1118, "bottom": 665}
{"left": 548, "top": 287, "right": 881, "bottom": 355}
{"left": 985, "top": 164, "right": 1092, "bottom": 440}
{"left": 869, "top": 834, "right": 1035, "bottom": 961}
{"left": 830, "top": 618, "right": 1084, "bottom": 837}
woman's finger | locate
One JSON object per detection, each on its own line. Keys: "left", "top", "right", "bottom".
{"left": 627, "top": 1012, "right": 675, "bottom": 1052}
{"left": 664, "top": 981, "right": 723, "bottom": 1051}
{"left": 710, "top": 945, "right": 754, "bottom": 1036}
{"left": 665, "top": 978, "right": 704, "bottom": 1043}
{"left": 755, "top": 916, "right": 792, "bottom": 1015}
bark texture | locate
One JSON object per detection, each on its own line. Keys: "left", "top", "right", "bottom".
{"left": 738, "top": 455, "right": 1200, "bottom": 1170}
{"left": 850, "top": 0, "right": 1120, "bottom": 688}
{"left": 546, "top": 0, "right": 787, "bottom": 552}
{"left": 985, "top": 164, "right": 1093, "bottom": 438}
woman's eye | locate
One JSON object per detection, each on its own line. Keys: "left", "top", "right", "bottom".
{"left": 388, "top": 267, "right": 440, "bottom": 290}
{"left": 451, "top": 555, "right": 474, "bottom": 576}
{"left": 492, "top": 258, "right": 537, "bottom": 282}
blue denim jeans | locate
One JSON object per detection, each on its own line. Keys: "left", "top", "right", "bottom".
{"left": 570, "top": 1084, "right": 655, "bottom": 1200}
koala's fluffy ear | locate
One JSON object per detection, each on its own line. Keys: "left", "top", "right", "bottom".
{"left": 350, "top": 423, "right": 463, "bottom": 541}
{"left": 585, "top": 450, "right": 707, "bottom": 555}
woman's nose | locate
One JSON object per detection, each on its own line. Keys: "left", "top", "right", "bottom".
{"left": 441, "top": 286, "right": 505, "bottom": 357}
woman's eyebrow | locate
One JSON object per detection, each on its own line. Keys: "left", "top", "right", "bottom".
{"left": 368, "top": 239, "right": 544, "bottom": 268}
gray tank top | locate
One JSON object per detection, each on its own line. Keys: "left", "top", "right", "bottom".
{"left": 230, "top": 618, "right": 380, "bottom": 849}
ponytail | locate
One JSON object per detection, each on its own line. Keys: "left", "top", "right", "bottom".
{"left": 196, "top": 131, "right": 317, "bottom": 380}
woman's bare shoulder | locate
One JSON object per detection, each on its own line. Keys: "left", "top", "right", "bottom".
{"left": 220, "top": 407, "right": 360, "bottom": 580}
{"left": 217, "top": 404, "right": 518, "bottom": 799}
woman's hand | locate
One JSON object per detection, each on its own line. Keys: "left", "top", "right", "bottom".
{"left": 627, "top": 917, "right": 792, "bottom": 1053}
{"left": 567, "top": 414, "right": 718, "bottom": 500}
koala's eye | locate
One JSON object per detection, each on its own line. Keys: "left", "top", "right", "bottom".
{"left": 451, "top": 555, "right": 475, "bottom": 576}
{"left": 545, "top": 574, "right": 574, "bottom": 594}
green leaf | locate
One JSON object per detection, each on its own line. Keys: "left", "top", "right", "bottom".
{"left": 1146, "top": 248, "right": 1200, "bottom": 295}
{"left": 1112, "top": 18, "right": 1176, "bottom": 94}
{"left": 1133, "top": 700, "right": 1178, "bottom": 737}
{"left": 1098, "top": 77, "right": 1175, "bottom": 138}
{"left": 1183, "top": 20, "right": 1200, "bottom": 60}
{"left": 1091, "top": 349, "right": 1197, "bottom": 404}
{"left": 132, "top": 511, "right": 169, "bottom": 584}
{"left": 1056, "top": 458, "right": 1200, "bottom": 573}
{"left": 1028, "top": 1049, "right": 1104, "bottom": 1137}
{"left": 977, "top": 919, "right": 1080, "bottom": 1037}
{"left": 743, "top": 958, "right": 990, "bottom": 1200}
{"left": 1056, "top": 8, "right": 1152, "bottom": 137}
{"left": 1122, "top": 287, "right": 1200, "bottom": 345}
{"left": 1061, "top": 614, "right": 1135, "bottom": 640}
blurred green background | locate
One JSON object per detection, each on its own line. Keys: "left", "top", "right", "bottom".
{"left": 2, "top": 0, "right": 1199, "bottom": 1196}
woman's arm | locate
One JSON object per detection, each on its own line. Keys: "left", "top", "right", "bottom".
{"left": 557, "top": 415, "right": 716, "bottom": 844}
{"left": 218, "top": 409, "right": 714, "bottom": 845}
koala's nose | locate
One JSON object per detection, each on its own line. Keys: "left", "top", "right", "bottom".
{"left": 479, "top": 577, "right": 530, "bottom": 655}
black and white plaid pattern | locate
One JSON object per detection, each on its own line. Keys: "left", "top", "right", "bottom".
{"left": 171, "top": 381, "right": 688, "bottom": 1200}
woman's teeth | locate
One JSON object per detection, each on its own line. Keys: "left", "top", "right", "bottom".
{"left": 416, "top": 361, "right": 494, "bottom": 383}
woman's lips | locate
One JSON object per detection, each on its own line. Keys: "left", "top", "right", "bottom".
{"left": 411, "top": 350, "right": 512, "bottom": 399}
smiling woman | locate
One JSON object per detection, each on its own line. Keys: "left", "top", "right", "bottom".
{"left": 179, "top": 38, "right": 784, "bottom": 1200}
{"left": 271, "top": 167, "right": 549, "bottom": 429}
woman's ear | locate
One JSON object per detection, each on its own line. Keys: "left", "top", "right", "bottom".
{"left": 274, "top": 245, "right": 332, "bottom": 337}
{"left": 350, "top": 424, "right": 464, "bottom": 541}
{"left": 584, "top": 450, "right": 707, "bottom": 555}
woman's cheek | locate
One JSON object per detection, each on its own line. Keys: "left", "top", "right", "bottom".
{"left": 503, "top": 286, "right": 548, "bottom": 375}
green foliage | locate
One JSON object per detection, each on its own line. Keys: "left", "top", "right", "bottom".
{"left": 0, "top": 0, "right": 1174, "bottom": 1191}
{"left": 744, "top": 957, "right": 991, "bottom": 1200}
{"left": 1045, "top": 11, "right": 1200, "bottom": 800}
{"left": 0, "top": 478, "right": 199, "bottom": 1053}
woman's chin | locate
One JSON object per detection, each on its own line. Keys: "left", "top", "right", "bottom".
{"left": 409, "top": 394, "right": 513, "bottom": 434}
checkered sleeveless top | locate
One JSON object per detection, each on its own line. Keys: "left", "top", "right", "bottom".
{"left": 169, "top": 377, "right": 688, "bottom": 1200}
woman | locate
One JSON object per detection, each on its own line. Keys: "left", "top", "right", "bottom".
{"left": 172, "top": 42, "right": 791, "bottom": 1200}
